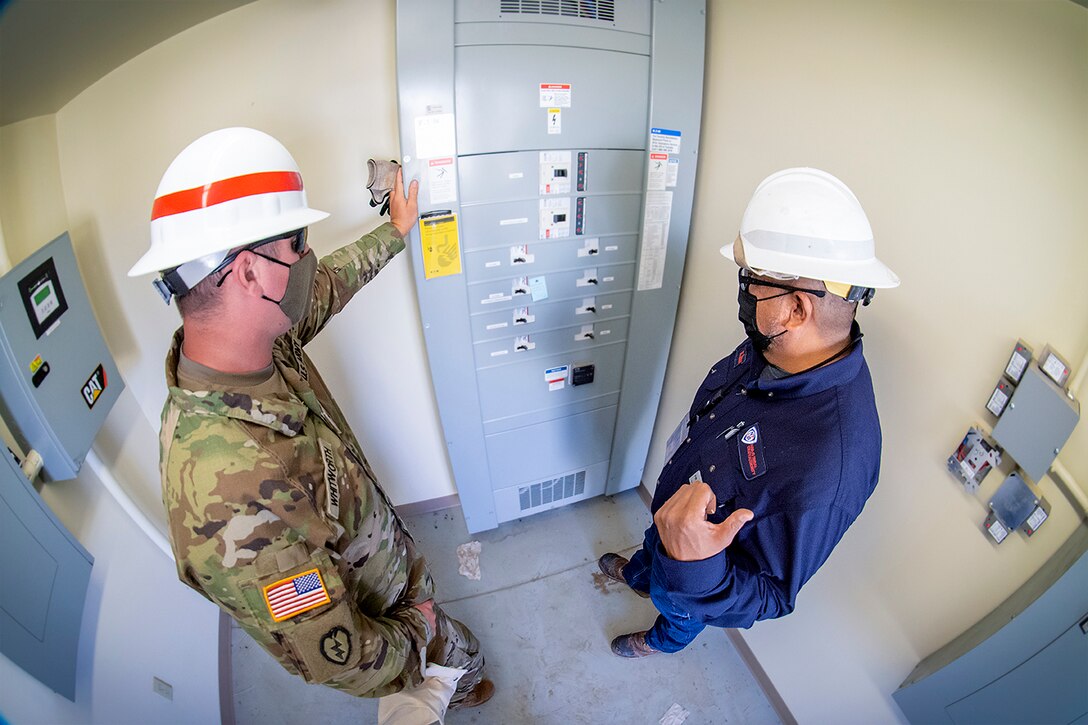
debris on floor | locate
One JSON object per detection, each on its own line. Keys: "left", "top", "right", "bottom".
{"left": 659, "top": 702, "right": 690, "bottom": 725}
{"left": 456, "top": 541, "right": 482, "bottom": 580}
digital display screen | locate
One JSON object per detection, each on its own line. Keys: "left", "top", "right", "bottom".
{"left": 18, "top": 257, "right": 68, "bottom": 338}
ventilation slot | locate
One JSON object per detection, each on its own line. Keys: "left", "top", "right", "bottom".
{"left": 518, "top": 470, "right": 586, "bottom": 511}
{"left": 499, "top": 0, "right": 616, "bottom": 23}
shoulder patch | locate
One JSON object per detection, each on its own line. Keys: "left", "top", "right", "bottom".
{"left": 733, "top": 341, "right": 752, "bottom": 369}
{"left": 738, "top": 423, "right": 767, "bottom": 480}
{"left": 263, "top": 568, "right": 331, "bottom": 622}
{"left": 320, "top": 626, "right": 352, "bottom": 665}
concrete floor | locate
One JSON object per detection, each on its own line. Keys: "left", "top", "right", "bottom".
{"left": 232, "top": 490, "right": 781, "bottom": 724}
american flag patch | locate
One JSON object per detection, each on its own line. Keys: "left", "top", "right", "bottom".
{"left": 263, "top": 569, "right": 331, "bottom": 622}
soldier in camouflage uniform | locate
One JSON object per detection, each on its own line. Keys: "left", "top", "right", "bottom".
{"left": 128, "top": 128, "right": 491, "bottom": 708}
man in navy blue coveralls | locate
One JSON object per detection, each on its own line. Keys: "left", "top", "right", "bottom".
{"left": 600, "top": 168, "right": 900, "bottom": 657}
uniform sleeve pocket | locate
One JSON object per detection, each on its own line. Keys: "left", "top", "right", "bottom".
{"left": 240, "top": 547, "right": 363, "bottom": 683}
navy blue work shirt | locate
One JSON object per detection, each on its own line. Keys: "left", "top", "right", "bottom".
{"left": 646, "top": 322, "right": 882, "bottom": 629}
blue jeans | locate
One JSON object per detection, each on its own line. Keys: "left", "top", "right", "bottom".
{"left": 622, "top": 543, "right": 706, "bottom": 653}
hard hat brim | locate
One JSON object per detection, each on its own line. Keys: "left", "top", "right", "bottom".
{"left": 720, "top": 237, "right": 900, "bottom": 289}
{"left": 129, "top": 206, "right": 329, "bottom": 277}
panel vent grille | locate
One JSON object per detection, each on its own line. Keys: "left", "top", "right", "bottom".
{"left": 499, "top": 0, "right": 616, "bottom": 23}
{"left": 519, "top": 470, "right": 586, "bottom": 510}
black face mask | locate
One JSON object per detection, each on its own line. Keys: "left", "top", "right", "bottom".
{"left": 737, "top": 286, "right": 790, "bottom": 352}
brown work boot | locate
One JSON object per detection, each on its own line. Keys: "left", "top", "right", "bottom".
{"left": 610, "top": 631, "right": 661, "bottom": 658}
{"left": 597, "top": 553, "right": 650, "bottom": 598}
{"left": 450, "top": 678, "right": 495, "bottom": 709}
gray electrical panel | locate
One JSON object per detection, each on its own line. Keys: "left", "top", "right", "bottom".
{"left": 1, "top": 447, "right": 93, "bottom": 701}
{"left": 893, "top": 525, "right": 1088, "bottom": 723}
{"left": 396, "top": 0, "right": 705, "bottom": 532}
{"left": 0, "top": 232, "right": 124, "bottom": 481}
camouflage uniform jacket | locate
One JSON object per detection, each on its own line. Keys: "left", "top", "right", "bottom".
{"left": 160, "top": 222, "right": 435, "bottom": 697}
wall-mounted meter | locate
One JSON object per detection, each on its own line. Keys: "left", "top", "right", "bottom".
{"left": 397, "top": 0, "right": 705, "bottom": 531}
{"left": 0, "top": 232, "right": 123, "bottom": 480}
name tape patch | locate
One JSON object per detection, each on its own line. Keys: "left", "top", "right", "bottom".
{"left": 319, "top": 440, "right": 340, "bottom": 520}
{"left": 263, "top": 568, "right": 331, "bottom": 622}
{"left": 738, "top": 423, "right": 767, "bottom": 480}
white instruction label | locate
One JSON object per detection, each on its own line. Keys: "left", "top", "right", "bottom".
{"left": 649, "top": 127, "right": 681, "bottom": 154}
{"left": 667, "top": 158, "right": 679, "bottom": 188}
{"left": 647, "top": 153, "right": 669, "bottom": 191}
{"left": 545, "top": 364, "right": 569, "bottom": 391}
{"left": 428, "top": 157, "right": 456, "bottom": 204}
{"left": 637, "top": 191, "right": 674, "bottom": 291}
{"left": 539, "top": 83, "right": 572, "bottom": 107}
{"left": 414, "top": 113, "right": 456, "bottom": 159}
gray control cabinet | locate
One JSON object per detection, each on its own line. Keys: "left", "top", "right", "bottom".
{"left": 0, "top": 232, "right": 124, "bottom": 481}
{"left": 396, "top": 0, "right": 705, "bottom": 531}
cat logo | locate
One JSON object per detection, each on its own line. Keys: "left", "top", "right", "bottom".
{"left": 81, "top": 364, "right": 107, "bottom": 409}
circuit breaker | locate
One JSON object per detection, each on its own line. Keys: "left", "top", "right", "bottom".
{"left": 396, "top": 0, "right": 705, "bottom": 531}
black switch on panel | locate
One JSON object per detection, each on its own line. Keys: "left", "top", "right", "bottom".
{"left": 572, "top": 364, "right": 595, "bottom": 386}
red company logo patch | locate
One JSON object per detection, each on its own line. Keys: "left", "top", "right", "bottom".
{"left": 738, "top": 424, "right": 766, "bottom": 480}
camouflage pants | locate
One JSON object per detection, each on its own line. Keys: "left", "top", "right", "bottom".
{"left": 427, "top": 605, "right": 485, "bottom": 704}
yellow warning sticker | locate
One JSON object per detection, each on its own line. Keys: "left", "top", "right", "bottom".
{"left": 29, "top": 355, "right": 43, "bottom": 374}
{"left": 419, "top": 212, "right": 462, "bottom": 280}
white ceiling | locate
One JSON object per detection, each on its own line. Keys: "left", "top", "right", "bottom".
{"left": 0, "top": 0, "right": 255, "bottom": 126}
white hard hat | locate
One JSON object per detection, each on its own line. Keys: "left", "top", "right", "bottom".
{"left": 721, "top": 168, "right": 899, "bottom": 292}
{"left": 128, "top": 127, "right": 329, "bottom": 295}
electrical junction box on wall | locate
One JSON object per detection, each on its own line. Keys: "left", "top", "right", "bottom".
{"left": 991, "top": 364, "right": 1079, "bottom": 482}
{"left": 396, "top": 0, "right": 705, "bottom": 532}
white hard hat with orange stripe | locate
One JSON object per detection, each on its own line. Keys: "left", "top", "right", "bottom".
{"left": 128, "top": 127, "right": 328, "bottom": 301}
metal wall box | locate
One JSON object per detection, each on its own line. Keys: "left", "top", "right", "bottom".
{"left": 991, "top": 365, "right": 1079, "bottom": 481}
{"left": 0, "top": 232, "right": 124, "bottom": 481}
{"left": 1, "top": 431, "right": 94, "bottom": 700}
{"left": 396, "top": 0, "right": 705, "bottom": 531}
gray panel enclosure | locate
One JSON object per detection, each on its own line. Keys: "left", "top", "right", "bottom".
{"left": 396, "top": 0, "right": 704, "bottom": 532}
{"left": 0, "top": 435, "right": 93, "bottom": 701}
{"left": 893, "top": 526, "right": 1088, "bottom": 724}
{"left": 0, "top": 232, "right": 124, "bottom": 481}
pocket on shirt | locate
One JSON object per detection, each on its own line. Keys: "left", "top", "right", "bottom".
{"left": 240, "top": 546, "right": 363, "bottom": 683}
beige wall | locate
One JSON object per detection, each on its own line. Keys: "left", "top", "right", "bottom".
{"left": 55, "top": 0, "right": 455, "bottom": 509}
{"left": 3, "top": 0, "right": 1085, "bottom": 721}
{"left": 0, "top": 115, "right": 70, "bottom": 264}
{"left": 0, "top": 118, "right": 220, "bottom": 723}
{"left": 640, "top": 1, "right": 1087, "bottom": 721}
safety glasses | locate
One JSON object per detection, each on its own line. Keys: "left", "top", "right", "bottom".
{"left": 213, "top": 229, "right": 308, "bottom": 287}
{"left": 738, "top": 268, "right": 825, "bottom": 299}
